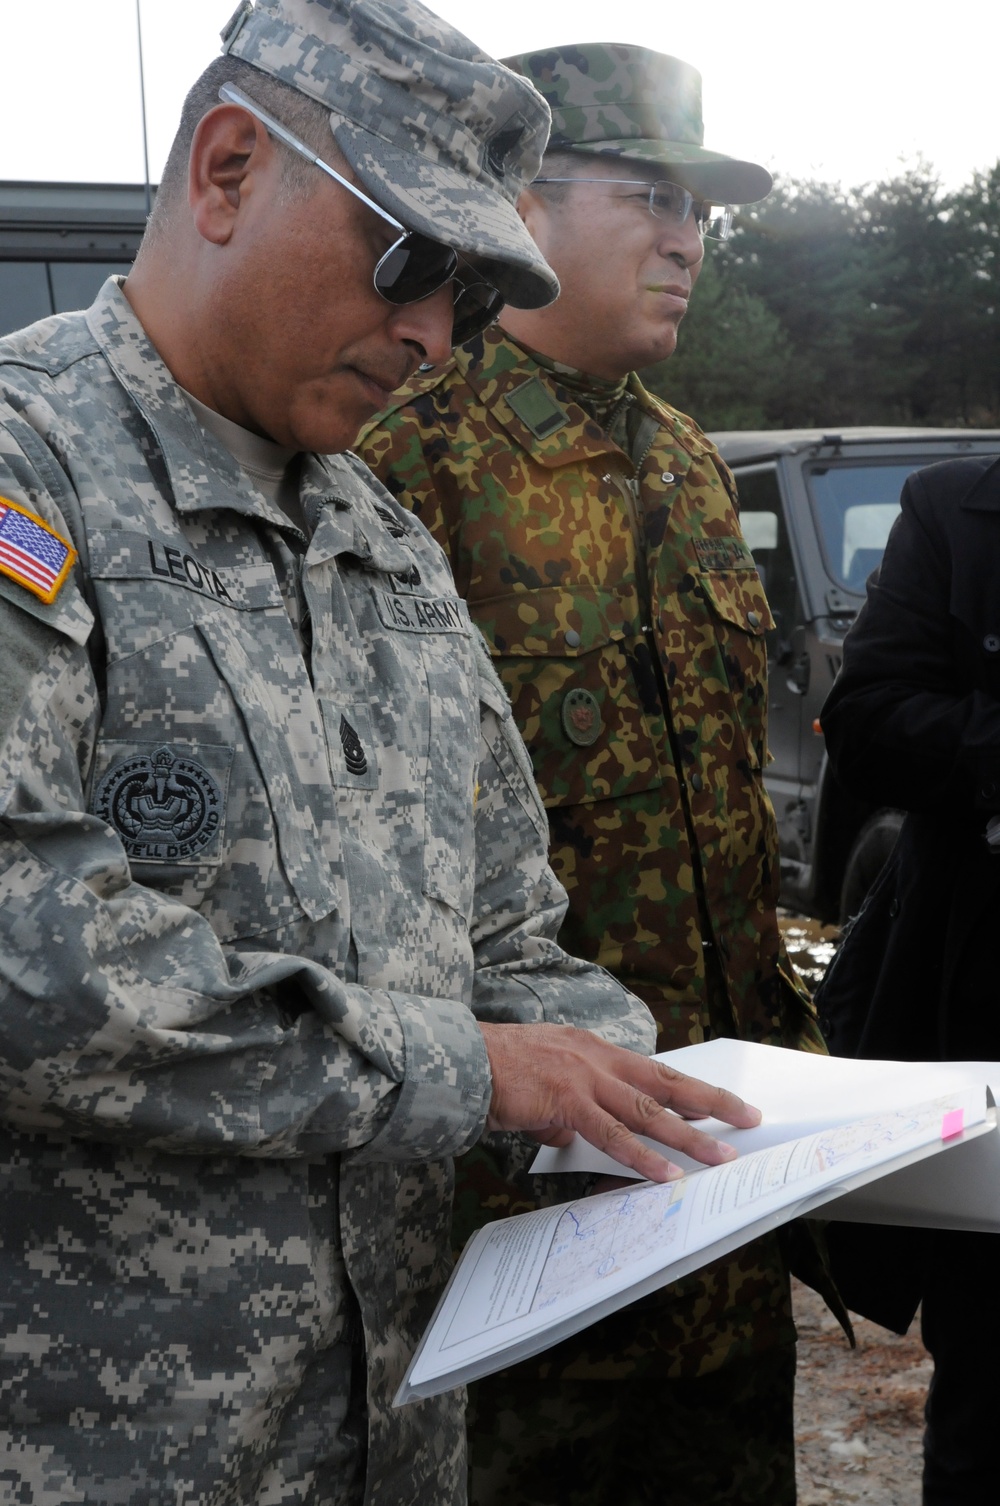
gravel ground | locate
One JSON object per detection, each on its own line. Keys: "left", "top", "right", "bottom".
{"left": 780, "top": 912, "right": 930, "bottom": 1504}
{"left": 794, "top": 1279, "right": 929, "bottom": 1504}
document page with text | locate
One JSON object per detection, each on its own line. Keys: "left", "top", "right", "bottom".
{"left": 398, "top": 1084, "right": 990, "bottom": 1404}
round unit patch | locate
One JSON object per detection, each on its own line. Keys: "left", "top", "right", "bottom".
{"left": 561, "top": 688, "right": 603, "bottom": 748}
{"left": 94, "top": 745, "right": 223, "bottom": 863}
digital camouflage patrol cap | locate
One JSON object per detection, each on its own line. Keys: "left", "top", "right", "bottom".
{"left": 220, "top": 0, "right": 559, "bottom": 308}
{"left": 505, "top": 43, "right": 772, "bottom": 205}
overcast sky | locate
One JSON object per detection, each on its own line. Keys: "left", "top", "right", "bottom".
{"left": 2, "top": 0, "right": 996, "bottom": 193}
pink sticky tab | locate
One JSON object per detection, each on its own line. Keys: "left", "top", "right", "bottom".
{"left": 942, "top": 1109, "right": 965, "bottom": 1140}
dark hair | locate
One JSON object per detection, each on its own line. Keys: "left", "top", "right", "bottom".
{"left": 148, "top": 55, "right": 336, "bottom": 235}
{"left": 530, "top": 150, "right": 651, "bottom": 205}
{"left": 527, "top": 150, "right": 583, "bottom": 204}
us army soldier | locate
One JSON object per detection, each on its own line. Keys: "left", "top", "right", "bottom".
{"left": 361, "top": 42, "right": 826, "bottom": 1506}
{"left": 0, "top": 8, "right": 761, "bottom": 1504}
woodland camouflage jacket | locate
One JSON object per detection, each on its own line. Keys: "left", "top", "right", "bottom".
{"left": 361, "top": 334, "right": 827, "bottom": 1384}
{"left": 361, "top": 328, "right": 823, "bottom": 1058}
{"left": 0, "top": 282, "right": 653, "bottom": 1504}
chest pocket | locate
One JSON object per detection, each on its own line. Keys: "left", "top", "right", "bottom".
{"left": 321, "top": 575, "right": 480, "bottom": 930}
{"left": 472, "top": 584, "right": 668, "bottom": 809}
{"left": 88, "top": 531, "right": 340, "bottom": 938}
{"left": 419, "top": 625, "right": 479, "bottom": 916}
{"left": 696, "top": 567, "right": 774, "bottom": 770}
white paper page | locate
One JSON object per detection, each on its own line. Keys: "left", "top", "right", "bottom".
{"left": 401, "top": 1086, "right": 986, "bottom": 1402}
{"left": 824, "top": 1115, "right": 1000, "bottom": 1232}
{"left": 530, "top": 1039, "right": 1000, "bottom": 1178}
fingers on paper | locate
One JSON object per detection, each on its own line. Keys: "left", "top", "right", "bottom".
{"left": 647, "top": 1062, "right": 762, "bottom": 1130}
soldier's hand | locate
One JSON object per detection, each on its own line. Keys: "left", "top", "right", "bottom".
{"left": 478, "top": 1022, "right": 761, "bottom": 1183}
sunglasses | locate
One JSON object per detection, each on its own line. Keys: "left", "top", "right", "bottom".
{"left": 218, "top": 85, "right": 505, "bottom": 345}
{"left": 532, "top": 177, "right": 736, "bottom": 241}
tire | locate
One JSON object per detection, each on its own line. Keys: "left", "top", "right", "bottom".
{"left": 838, "top": 809, "right": 904, "bottom": 925}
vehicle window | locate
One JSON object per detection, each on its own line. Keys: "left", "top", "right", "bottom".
{"left": 735, "top": 465, "right": 796, "bottom": 660}
{"left": 0, "top": 261, "right": 134, "bottom": 339}
{"left": 0, "top": 262, "right": 53, "bottom": 337}
{"left": 806, "top": 462, "right": 919, "bottom": 592}
{"left": 739, "top": 511, "right": 778, "bottom": 551}
{"left": 49, "top": 261, "right": 132, "bottom": 314}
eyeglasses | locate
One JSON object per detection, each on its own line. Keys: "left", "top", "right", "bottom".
{"left": 531, "top": 177, "right": 735, "bottom": 242}
{"left": 218, "top": 84, "right": 505, "bottom": 344}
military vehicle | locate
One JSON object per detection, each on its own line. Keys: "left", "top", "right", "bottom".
{"left": 712, "top": 427, "right": 1000, "bottom": 921}
{"left": 0, "top": 180, "right": 147, "bottom": 338}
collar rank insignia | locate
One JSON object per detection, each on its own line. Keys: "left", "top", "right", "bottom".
{"left": 0, "top": 495, "right": 77, "bottom": 603}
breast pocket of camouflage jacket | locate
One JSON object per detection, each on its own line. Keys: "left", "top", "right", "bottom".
{"left": 696, "top": 567, "right": 774, "bottom": 771}
{"left": 473, "top": 584, "right": 668, "bottom": 809}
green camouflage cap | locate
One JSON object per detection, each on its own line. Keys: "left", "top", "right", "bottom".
{"left": 505, "top": 43, "right": 772, "bottom": 205}
{"left": 220, "top": 0, "right": 559, "bottom": 307}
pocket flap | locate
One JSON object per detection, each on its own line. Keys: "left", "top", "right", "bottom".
{"left": 475, "top": 585, "right": 631, "bottom": 659}
{"left": 698, "top": 569, "right": 775, "bottom": 635}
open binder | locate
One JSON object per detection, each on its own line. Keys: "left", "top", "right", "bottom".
{"left": 397, "top": 1039, "right": 1000, "bottom": 1404}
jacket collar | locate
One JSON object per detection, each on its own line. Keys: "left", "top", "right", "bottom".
{"left": 373, "top": 325, "right": 715, "bottom": 472}
{"left": 960, "top": 454, "right": 1000, "bottom": 511}
{"left": 303, "top": 452, "right": 417, "bottom": 574}
{"left": 87, "top": 278, "right": 276, "bottom": 524}
{"left": 452, "top": 329, "right": 620, "bottom": 468}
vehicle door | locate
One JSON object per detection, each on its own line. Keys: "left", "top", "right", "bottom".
{"left": 735, "top": 463, "right": 812, "bottom": 868}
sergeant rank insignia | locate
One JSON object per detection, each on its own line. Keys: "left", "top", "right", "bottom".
{"left": 0, "top": 495, "right": 76, "bottom": 603}
{"left": 339, "top": 715, "right": 368, "bottom": 777}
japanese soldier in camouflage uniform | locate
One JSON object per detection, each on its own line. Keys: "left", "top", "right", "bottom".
{"left": 0, "top": 7, "right": 764, "bottom": 1504}
{"left": 361, "top": 42, "right": 829, "bottom": 1506}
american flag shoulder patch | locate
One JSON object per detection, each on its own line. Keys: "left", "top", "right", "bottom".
{"left": 0, "top": 495, "right": 77, "bottom": 604}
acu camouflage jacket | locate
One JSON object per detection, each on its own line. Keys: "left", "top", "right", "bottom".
{"left": 0, "top": 281, "right": 653, "bottom": 1506}
{"left": 361, "top": 328, "right": 822, "bottom": 1057}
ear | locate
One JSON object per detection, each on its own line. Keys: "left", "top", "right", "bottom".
{"left": 188, "top": 104, "right": 273, "bottom": 247}
{"left": 515, "top": 185, "right": 542, "bottom": 227}
{"left": 515, "top": 185, "right": 555, "bottom": 239}
{"left": 513, "top": 186, "right": 558, "bottom": 263}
